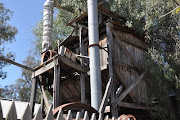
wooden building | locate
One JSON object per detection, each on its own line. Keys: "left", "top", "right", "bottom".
{"left": 30, "top": 2, "right": 150, "bottom": 118}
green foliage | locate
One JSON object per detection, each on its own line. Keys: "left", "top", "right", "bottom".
{"left": 110, "top": 0, "right": 180, "bottom": 119}
{"left": 32, "top": 0, "right": 88, "bottom": 55}
{"left": 0, "top": 2, "right": 18, "bottom": 79}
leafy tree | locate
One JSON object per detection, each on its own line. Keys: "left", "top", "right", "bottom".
{"left": 0, "top": 2, "right": 18, "bottom": 79}
{"left": 110, "top": 0, "right": 179, "bottom": 119}
{"left": 0, "top": 55, "right": 40, "bottom": 102}
{"left": 32, "top": 0, "right": 88, "bottom": 55}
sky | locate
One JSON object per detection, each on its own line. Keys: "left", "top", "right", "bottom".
{"left": 1, "top": 0, "right": 46, "bottom": 87}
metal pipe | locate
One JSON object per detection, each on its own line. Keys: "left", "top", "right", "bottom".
{"left": 87, "top": 0, "right": 102, "bottom": 110}
{"left": 42, "top": 0, "right": 54, "bottom": 52}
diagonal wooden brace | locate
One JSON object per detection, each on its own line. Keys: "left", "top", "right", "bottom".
{"left": 108, "top": 25, "right": 142, "bottom": 72}
{"left": 112, "top": 70, "right": 147, "bottom": 107}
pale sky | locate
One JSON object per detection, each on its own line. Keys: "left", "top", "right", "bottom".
{"left": 1, "top": 0, "right": 46, "bottom": 87}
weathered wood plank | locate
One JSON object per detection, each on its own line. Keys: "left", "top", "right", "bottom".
{"left": 98, "top": 113, "right": 103, "bottom": 120}
{"left": 91, "top": 113, "right": 96, "bottom": 120}
{"left": 6, "top": 101, "right": 17, "bottom": 120}
{"left": 114, "top": 62, "right": 138, "bottom": 72}
{"left": 66, "top": 110, "right": 72, "bottom": 120}
{"left": 105, "top": 115, "right": 109, "bottom": 120}
{"left": 38, "top": 77, "right": 49, "bottom": 110}
{"left": 33, "top": 106, "right": 42, "bottom": 120}
{"left": 79, "top": 27, "right": 86, "bottom": 104}
{"left": 53, "top": 59, "right": 61, "bottom": 109}
{"left": 98, "top": 5, "right": 126, "bottom": 22}
{"left": 112, "top": 71, "right": 147, "bottom": 107}
{"left": 83, "top": 111, "right": 89, "bottom": 120}
{"left": 40, "top": 84, "right": 49, "bottom": 110}
{"left": 75, "top": 112, "right": 81, "bottom": 120}
{"left": 30, "top": 77, "right": 38, "bottom": 117}
{"left": 99, "top": 78, "right": 112, "bottom": 114}
{"left": 112, "top": 117, "right": 115, "bottom": 120}
{"left": 45, "top": 105, "right": 54, "bottom": 120}
{"left": 56, "top": 108, "right": 64, "bottom": 120}
{"left": 0, "top": 56, "right": 34, "bottom": 72}
{"left": 59, "top": 55, "right": 87, "bottom": 73}
{"left": 114, "top": 67, "right": 137, "bottom": 102}
{"left": 117, "top": 102, "right": 152, "bottom": 110}
{"left": 21, "top": 104, "right": 31, "bottom": 120}
{"left": 0, "top": 101, "right": 3, "bottom": 120}
{"left": 108, "top": 25, "right": 142, "bottom": 72}
{"left": 41, "top": 93, "right": 44, "bottom": 114}
{"left": 33, "top": 59, "right": 58, "bottom": 78}
{"left": 106, "top": 22, "right": 118, "bottom": 117}
{"left": 67, "top": 12, "right": 88, "bottom": 27}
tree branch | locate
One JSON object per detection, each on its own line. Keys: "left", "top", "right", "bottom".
{"left": 159, "top": 5, "right": 180, "bottom": 18}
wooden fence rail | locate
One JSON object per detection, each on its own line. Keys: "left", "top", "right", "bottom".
{"left": 0, "top": 101, "right": 136, "bottom": 120}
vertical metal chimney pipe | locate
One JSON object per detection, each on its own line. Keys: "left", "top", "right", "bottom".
{"left": 87, "top": 0, "right": 102, "bottom": 110}
{"left": 42, "top": 0, "right": 53, "bottom": 52}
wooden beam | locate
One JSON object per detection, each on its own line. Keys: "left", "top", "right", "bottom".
{"left": 118, "top": 102, "right": 153, "bottom": 110}
{"left": 112, "top": 71, "right": 147, "bottom": 107}
{"left": 38, "top": 79, "right": 50, "bottom": 110}
{"left": 106, "top": 22, "right": 118, "bottom": 117}
{"left": 108, "top": 25, "right": 142, "bottom": 72}
{"left": 114, "top": 67, "right": 137, "bottom": 102}
{"left": 59, "top": 55, "right": 87, "bottom": 72}
{"left": 0, "top": 56, "right": 34, "bottom": 72}
{"left": 34, "top": 53, "right": 87, "bottom": 78}
{"left": 67, "top": 12, "right": 88, "bottom": 27}
{"left": 41, "top": 93, "right": 44, "bottom": 113}
{"left": 114, "top": 61, "right": 138, "bottom": 72}
{"left": 53, "top": 59, "right": 61, "bottom": 109}
{"left": 99, "top": 78, "right": 112, "bottom": 114}
{"left": 30, "top": 77, "right": 38, "bottom": 117}
{"left": 54, "top": 3, "right": 74, "bottom": 13}
{"left": 98, "top": 5, "right": 126, "bottom": 22}
{"left": 32, "top": 59, "right": 58, "bottom": 78}
{"left": 79, "top": 27, "right": 86, "bottom": 104}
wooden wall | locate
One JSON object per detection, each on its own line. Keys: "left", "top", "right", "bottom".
{"left": 60, "top": 23, "right": 149, "bottom": 104}
{"left": 112, "top": 29, "right": 148, "bottom": 103}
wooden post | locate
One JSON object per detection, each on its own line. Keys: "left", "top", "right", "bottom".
{"left": 39, "top": 80, "right": 50, "bottom": 110}
{"left": 53, "top": 58, "right": 61, "bottom": 109}
{"left": 39, "top": 76, "right": 45, "bottom": 113}
{"left": 79, "top": 27, "right": 86, "bottom": 104}
{"left": 106, "top": 22, "right": 118, "bottom": 117}
{"left": 30, "top": 76, "right": 38, "bottom": 117}
{"left": 41, "top": 93, "right": 44, "bottom": 113}
{"left": 99, "top": 78, "right": 112, "bottom": 114}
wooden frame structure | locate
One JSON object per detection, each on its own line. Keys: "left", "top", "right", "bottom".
{"left": 29, "top": 2, "right": 151, "bottom": 119}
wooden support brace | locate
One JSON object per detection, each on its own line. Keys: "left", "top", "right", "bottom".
{"left": 79, "top": 27, "right": 86, "bottom": 104}
{"left": 106, "top": 22, "right": 118, "bottom": 117}
{"left": 39, "top": 82, "right": 50, "bottom": 110}
{"left": 99, "top": 78, "right": 112, "bottom": 114}
{"left": 108, "top": 25, "right": 142, "bottom": 72}
{"left": 112, "top": 71, "right": 147, "bottom": 107}
{"left": 30, "top": 76, "right": 38, "bottom": 117}
{"left": 0, "top": 56, "right": 34, "bottom": 72}
{"left": 114, "top": 67, "right": 137, "bottom": 102}
{"left": 53, "top": 58, "right": 61, "bottom": 109}
{"left": 117, "top": 102, "right": 153, "bottom": 110}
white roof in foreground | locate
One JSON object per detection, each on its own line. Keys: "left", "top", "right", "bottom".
{"left": 0, "top": 99, "right": 40, "bottom": 119}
